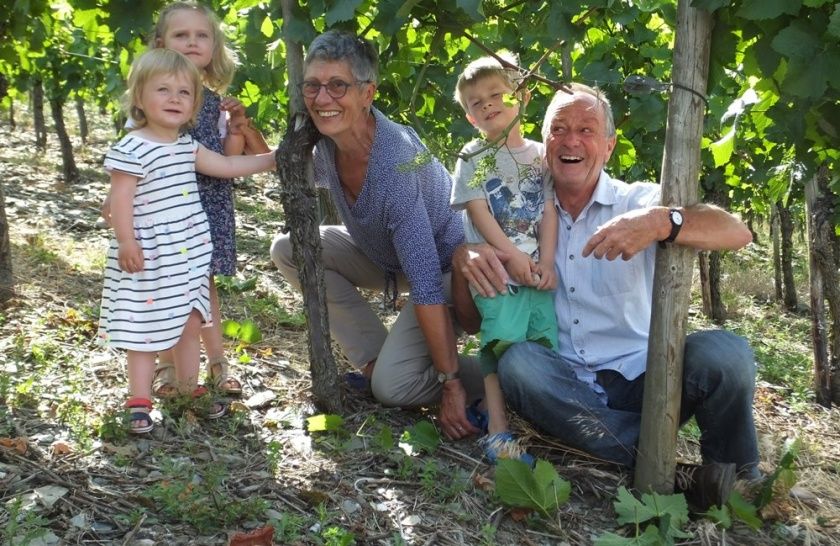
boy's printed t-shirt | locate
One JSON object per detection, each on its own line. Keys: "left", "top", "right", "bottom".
{"left": 451, "top": 139, "right": 548, "bottom": 258}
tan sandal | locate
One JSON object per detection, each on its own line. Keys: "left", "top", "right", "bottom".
{"left": 207, "top": 357, "right": 242, "bottom": 395}
{"left": 152, "top": 361, "right": 177, "bottom": 399}
{"left": 192, "top": 386, "right": 226, "bottom": 420}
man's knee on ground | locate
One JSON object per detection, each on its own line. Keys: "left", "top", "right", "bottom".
{"left": 684, "top": 330, "right": 756, "bottom": 390}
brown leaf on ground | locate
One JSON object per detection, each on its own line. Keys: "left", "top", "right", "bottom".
{"left": 509, "top": 507, "right": 533, "bottom": 521}
{"left": 50, "top": 440, "right": 73, "bottom": 457}
{"left": 228, "top": 525, "right": 274, "bottom": 546}
{"left": 472, "top": 472, "right": 494, "bottom": 491}
{"left": 0, "top": 437, "right": 29, "bottom": 455}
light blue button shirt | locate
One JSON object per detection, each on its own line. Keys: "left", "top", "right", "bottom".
{"left": 553, "top": 171, "right": 662, "bottom": 393}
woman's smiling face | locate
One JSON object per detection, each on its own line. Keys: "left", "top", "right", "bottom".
{"left": 303, "top": 59, "right": 374, "bottom": 139}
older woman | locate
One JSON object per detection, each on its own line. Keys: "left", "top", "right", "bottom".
{"left": 270, "top": 30, "right": 483, "bottom": 439}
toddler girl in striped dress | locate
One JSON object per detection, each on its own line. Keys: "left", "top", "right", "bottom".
{"left": 98, "top": 48, "right": 275, "bottom": 434}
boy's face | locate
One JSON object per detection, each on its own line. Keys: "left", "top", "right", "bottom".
{"left": 463, "top": 74, "right": 520, "bottom": 141}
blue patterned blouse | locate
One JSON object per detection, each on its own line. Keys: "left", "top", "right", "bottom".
{"left": 312, "top": 107, "right": 464, "bottom": 305}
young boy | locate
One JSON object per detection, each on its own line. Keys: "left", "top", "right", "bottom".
{"left": 451, "top": 54, "right": 559, "bottom": 464}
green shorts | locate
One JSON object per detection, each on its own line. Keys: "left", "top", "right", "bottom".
{"left": 475, "top": 286, "right": 559, "bottom": 376}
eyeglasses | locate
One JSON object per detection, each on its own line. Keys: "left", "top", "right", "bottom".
{"left": 299, "top": 79, "right": 371, "bottom": 99}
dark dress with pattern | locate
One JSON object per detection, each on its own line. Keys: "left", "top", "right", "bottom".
{"left": 190, "top": 88, "right": 236, "bottom": 276}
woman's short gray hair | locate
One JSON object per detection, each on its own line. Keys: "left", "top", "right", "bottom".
{"left": 305, "top": 30, "right": 379, "bottom": 84}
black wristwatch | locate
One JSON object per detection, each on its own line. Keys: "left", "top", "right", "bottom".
{"left": 437, "top": 370, "right": 459, "bottom": 384}
{"left": 659, "top": 208, "right": 684, "bottom": 247}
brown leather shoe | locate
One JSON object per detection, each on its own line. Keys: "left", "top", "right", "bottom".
{"left": 674, "top": 462, "right": 736, "bottom": 511}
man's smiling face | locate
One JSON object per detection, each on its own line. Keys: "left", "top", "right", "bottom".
{"left": 545, "top": 92, "right": 616, "bottom": 195}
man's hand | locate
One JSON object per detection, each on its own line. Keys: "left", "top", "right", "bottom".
{"left": 452, "top": 243, "right": 510, "bottom": 298}
{"left": 582, "top": 207, "right": 666, "bottom": 261}
{"left": 438, "top": 380, "right": 480, "bottom": 440}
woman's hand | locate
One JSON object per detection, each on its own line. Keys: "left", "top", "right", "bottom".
{"left": 117, "top": 240, "right": 144, "bottom": 273}
{"left": 452, "top": 243, "right": 510, "bottom": 298}
{"left": 439, "top": 380, "right": 480, "bottom": 440}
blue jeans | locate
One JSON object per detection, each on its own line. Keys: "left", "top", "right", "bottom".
{"left": 497, "top": 330, "right": 760, "bottom": 477}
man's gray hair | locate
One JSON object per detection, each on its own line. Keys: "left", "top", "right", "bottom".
{"left": 305, "top": 30, "right": 379, "bottom": 84}
{"left": 542, "top": 83, "right": 616, "bottom": 142}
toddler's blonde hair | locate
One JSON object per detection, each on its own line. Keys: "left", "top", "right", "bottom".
{"left": 454, "top": 52, "right": 521, "bottom": 111}
{"left": 123, "top": 48, "right": 204, "bottom": 130}
{"left": 152, "top": 2, "right": 238, "bottom": 93}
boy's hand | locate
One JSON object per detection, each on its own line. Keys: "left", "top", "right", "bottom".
{"left": 117, "top": 240, "right": 144, "bottom": 273}
{"left": 533, "top": 260, "right": 557, "bottom": 290}
{"left": 506, "top": 250, "right": 537, "bottom": 286}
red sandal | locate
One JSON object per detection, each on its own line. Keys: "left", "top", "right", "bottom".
{"left": 125, "top": 397, "right": 154, "bottom": 434}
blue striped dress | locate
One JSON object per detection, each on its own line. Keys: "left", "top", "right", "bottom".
{"left": 98, "top": 134, "right": 213, "bottom": 351}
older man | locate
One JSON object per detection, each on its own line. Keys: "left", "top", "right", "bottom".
{"left": 453, "top": 83, "right": 760, "bottom": 509}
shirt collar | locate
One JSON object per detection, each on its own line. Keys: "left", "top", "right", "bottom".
{"left": 553, "top": 170, "right": 617, "bottom": 217}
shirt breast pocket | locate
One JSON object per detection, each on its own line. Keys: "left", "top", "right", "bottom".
{"left": 591, "top": 257, "right": 640, "bottom": 296}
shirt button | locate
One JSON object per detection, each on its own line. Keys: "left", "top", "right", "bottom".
{"left": 566, "top": 225, "right": 572, "bottom": 230}
{"left": 569, "top": 254, "right": 574, "bottom": 260}
{"left": 573, "top": 319, "right": 579, "bottom": 324}
{"left": 580, "top": 349, "right": 586, "bottom": 354}
{"left": 570, "top": 287, "right": 575, "bottom": 293}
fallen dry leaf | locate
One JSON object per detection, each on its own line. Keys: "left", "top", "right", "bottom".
{"left": 509, "top": 507, "right": 533, "bottom": 522}
{"left": 472, "top": 472, "right": 494, "bottom": 492}
{"left": 228, "top": 525, "right": 274, "bottom": 546}
{"left": 50, "top": 440, "right": 73, "bottom": 457}
{"left": 0, "top": 437, "right": 29, "bottom": 455}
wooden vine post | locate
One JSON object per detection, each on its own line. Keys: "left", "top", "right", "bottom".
{"left": 274, "top": 0, "right": 343, "bottom": 413}
{"left": 635, "top": 0, "right": 713, "bottom": 493}
{"left": 805, "top": 166, "right": 840, "bottom": 407}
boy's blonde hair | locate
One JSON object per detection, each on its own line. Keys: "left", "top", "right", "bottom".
{"left": 454, "top": 52, "right": 521, "bottom": 111}
{"left": 152, "top": 2, "right": 238, "bottom": 93}
{"left": 123, "top": 48, "right": 204, "bottom": 130}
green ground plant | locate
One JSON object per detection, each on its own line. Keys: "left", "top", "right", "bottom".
{"left": 143, "top": 460, "right": 269, "bottom": 533}
{"left": 1, "top": 497, "right": 51, "bottom": 545}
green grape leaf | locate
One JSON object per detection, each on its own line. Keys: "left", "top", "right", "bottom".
{"left": 829, "top": 7, "right": 840, "bottom": 38}
{"left": 259, "top": 15, "right": 274, "bottom": 38}
{"left": 771, "top": 20, "right": 820, "bottom": 59}
{"left": 737, "top": 0, "right": 802, "bottom": 19}
{"left": 237, "top": 319, "right": 262, "bottom": 344}
{"left": 307, "top": 414, "right": 344, "bottom": 432}
{"left": 594, "top": 525, "right": 662, "bottom": 546}
{"left": 704, "top": 504, "right": 732, "bottom": 528}
{"left": 325, "top": 0, "right": 363, "bottom": 26}
{"left": 710, "top": 126, "right": 736, "bottom": 167}
{"left": 375, "top": 425, "right": 394, "bottom": 451}
{"left": 222, "top": 319, "right": 241, "bottom": 339}
{"left": 727, "top": 491, "right": 762, "bottom": 530}
{"left": 495, "top": 459, "right": 570, "bottom": 517}
{"left": 400, "top": 420, "right": 440, "bottom": 454}
{"left": 457, "top": 0, "right": 485, "bottom": 21}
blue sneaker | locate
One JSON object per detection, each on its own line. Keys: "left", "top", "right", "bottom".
{"left": 480, "top": 432, "right": 535, "bottom": 467}
{"left": 344, "top": 371, "right": 371, "bottom": 394}
{"left": 465, "top": 400, "right": 489, "bottom": 434}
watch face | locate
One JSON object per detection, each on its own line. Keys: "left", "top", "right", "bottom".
{"left": 672, "top": 210, "right": 684, "bottom": 225}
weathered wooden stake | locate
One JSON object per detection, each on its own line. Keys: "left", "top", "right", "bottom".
{"left": 635, "top": 0, "right": 712, "bottom": 493}
{"left": 805, "top": 166, "right": 840, "bottom": 407}
{"left": 275, "top": 0, "right": 343, "bottom": 413}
